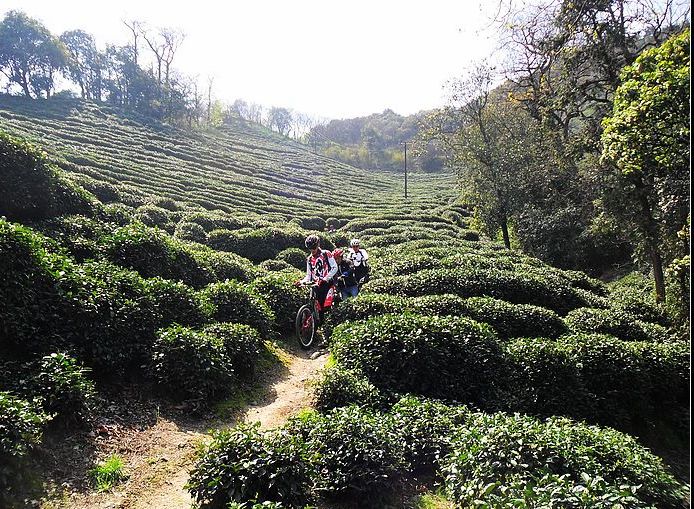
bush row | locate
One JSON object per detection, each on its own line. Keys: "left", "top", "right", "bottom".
{"left": 565, "top": 307, "right": 671, "bottom": 342}
{"left": 187, "top": 400, "right": 687, "bottom": 509}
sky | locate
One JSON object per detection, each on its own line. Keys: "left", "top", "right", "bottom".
{"left": 0, "top": 1, "right": 500, "bottom": 120}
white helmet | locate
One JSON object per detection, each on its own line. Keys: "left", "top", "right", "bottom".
{"left": 350, "top": 238, "right": 360, "bottom": 247}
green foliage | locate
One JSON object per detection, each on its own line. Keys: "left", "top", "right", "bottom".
{"left": 0, "top": 392, "right": 50, "bottom": 497}
{"left": 331, "top": 314, "right": 504, "bottom": 405}
{"left": 150, "top": 325, "right": 235, "bottom": 401}
{"left": 274, "top": 247, "right": 306, "bottom": 270}
{"left": 503, "top": 335, "right": 690, "bottom": 432}
{"left": 174, "top": 221, "right": 207, "bottom": 243}
{"left": 202, "top": 323, "right": 261, "bottom": 380}
{"left": 366, "top": 266, "right": 589, "bottom": 314}
{"left": 311, "top": 365, "right": 384, "bottom": 412}
{"left": 248, "top": 270, "right": 304, "bottom": 334}
{"left": 37, "top": 214, "right": 118, "bottom": 261}
{"left": 608, "top": 272, "right": 670, "bottom": 325}
{"left": 441, "top": 413, "right": 687, "bottom": 509}
{"left": 290, "top": 406, "right": 407, "bottom": 499}
{"left": 389, "top": 396, "right": 470, "bottom": 470}
{"left": 31, "top": 352, "right": 96, "bottom": 427}
{"left": 564, "top": 307, "right": 670, "bottom": 342}
{"left": 199, "top": 280, "right": 275, "bottom": 338}
{"left": 103, "top": 222, "right": 212, "bottom": 288}
{"left": 89, "top": 454, "right": 128, "bottom": 492}
{"left": 0, "top": 131, "right": 95, "bottom": 222}
{"left": 322, "top": 293, "right": 406, "bottom": 339}
{"left": 188, "top": 423, "right": 312, "bottom": 509}
{"left": 134, "top": 204, "right": 173, "bottom": 229}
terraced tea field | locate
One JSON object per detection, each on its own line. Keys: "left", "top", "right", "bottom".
{"left": 0, "top": 95, "right": 456, "bottom": 221}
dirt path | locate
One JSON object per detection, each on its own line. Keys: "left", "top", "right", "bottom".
{"left": 40, "top": 345, "right": 329, "bottom": 509}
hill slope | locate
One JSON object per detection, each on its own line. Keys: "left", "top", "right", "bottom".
{"left": 0, "top": 95, "right": 455, "bottom": 221}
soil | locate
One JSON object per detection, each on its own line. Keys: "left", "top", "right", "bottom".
{"left": 27, "top": 342, "right": 329, "bottom": 509}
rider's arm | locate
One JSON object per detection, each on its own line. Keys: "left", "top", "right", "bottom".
{"left": 325, "top": 253, "right": 338, "bottom": 281}
{"left": 301, "top": 258, "right": 312, "bottom": 283}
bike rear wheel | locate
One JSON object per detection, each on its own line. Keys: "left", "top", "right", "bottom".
{"left": 295, "top": 305, "right": 316, "bottom": 349}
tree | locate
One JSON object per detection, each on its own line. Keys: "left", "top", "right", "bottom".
{"left": 600, "top": 29, "right": 690, "bottom": 301}
{"left": 60, "top": 30, "right": 103, "bottom": 100}
{"left": 424, "top": 64, "right": 561, "bottom": 248}
{"left": 0, "top": 11, "right": 67, "bottom": 98}
{"left": 267, "top": 107, "right": 293, "bottom": 136}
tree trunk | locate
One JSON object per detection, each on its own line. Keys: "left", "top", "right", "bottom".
{"left": 500, "top": 217, "right": 511, "bottom": 249}
{"left": 649, "top": 243, "right": 666, "bottom": 302}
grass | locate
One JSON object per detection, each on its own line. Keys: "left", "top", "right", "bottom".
{"left": 88, "top": 454, "right": 128, "bottom": 492}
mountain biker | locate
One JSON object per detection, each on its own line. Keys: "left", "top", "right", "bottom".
{"left": 346, "top": 238, "right": 370, "bottom": 294}
{"left": 333, "top": 248, "right": 359, "bottom": 300}
{"left": 295, "top": 234, "right": 338, "bottom": 322}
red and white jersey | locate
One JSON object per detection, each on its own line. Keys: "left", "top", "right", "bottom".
{"left": 303, "top": 249, "right": 338, "bottom": 283}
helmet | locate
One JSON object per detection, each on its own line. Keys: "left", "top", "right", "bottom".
{"left": 333, "top": 248, "right": 343, "bottom": 257}
{"left": 350, "top": 238, "right": 360, "bottom": 247}
{"left": 304, "top": 234, "right": 320, "bottom": 249}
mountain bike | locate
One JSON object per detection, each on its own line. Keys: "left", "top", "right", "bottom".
{"left": 295, "top": 281, "right": 336, "bottom": 349}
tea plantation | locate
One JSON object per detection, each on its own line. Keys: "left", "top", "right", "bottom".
{"left": 0, "top": 98, "right": 689, "bottom": 508}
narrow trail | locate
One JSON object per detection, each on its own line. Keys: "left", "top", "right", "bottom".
{"left": 46, "top": 345, "right": 329, "bottom": 509}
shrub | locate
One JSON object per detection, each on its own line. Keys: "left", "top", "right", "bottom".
{"left": 174, "top": 221, "right": 207, "bottom": 244}
{"left": 32, "top": 353, "right": 97, "bottom": 427}
{"left": 248, "top": 270, "right": 304, "bottom": 334}
{"left": 103, "top": 222, "right": 212, "bottom": 288}
{"left": 0, "top": 393, "right": 50, "bottom": 498}
{"left": 70, "top": 174, "right": 120, "bottom": 203}
{"left": 300, "top": 216, "right": 326, "bottom": 231}
{"left": 389, "top": 396, "right": 470, "bottom": 470}
{"left": 189, "top": 245, "right": 257, "bottom": 283}
{"left": 564, "top": 307, "right": 670, "bottom": 342}
{"left": 0, "top": 131, "right": 95, "bottom": 222}
{"left": 37, "top": 214, "right": 117, "bottom": 261}
{"left": 144, "top": 277, "right": 210, "bottom": 327}
{"left": 312, "top": 365, "right": 384, "bottom": 411}
{"left": 150, "top": 325, "right": 235, "bottom": 401}
{"left": 503, "top": 335, "right": 690, "bottom": 432}
{"left": 331, "top": 314, "right": 504, "bottom": 405}
{"left": 207, "top": 227, "right": 330, "bottom": 263}
{"left": 188, "top": 423, "right": 312, "bottom": 508}
{"left": 199, "top": 280, "right": 275, "bottom": 338}
{"left": 608, "top": 272, "right": 669, "bottom": 325}
{"left": 441, "top": 413, "right": 687, "bottom": 509}
{"left": 322, "top": 293, "right": 406, "bottom": 339}
{"left": 365, "top": 267, "right": 588, "bottom": 315}
{"left": 134, "top": 204, "right": 172, "bottom": 228}
{"left": 290, "top": 406, "right": 407, "bottom": 499}
{"left": 275, "top": 247, "right": 307, "bottom": 270}
{"left": 202, "top": 323, "right": 261, "bottom": 379}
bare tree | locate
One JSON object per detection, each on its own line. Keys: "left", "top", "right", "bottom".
{"left": 122, "top": 20, "right": 142, "bottom": 65}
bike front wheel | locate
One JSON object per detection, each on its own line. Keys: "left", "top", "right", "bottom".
{"left": 295, "top": 305, "right": 316, "bottom": 349}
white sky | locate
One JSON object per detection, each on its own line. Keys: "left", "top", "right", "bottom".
{"left": 0, "top": 1, "right": 499, "bottom": 120}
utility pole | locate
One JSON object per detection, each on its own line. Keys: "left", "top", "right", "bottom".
{"left": 402, "top": 141, "right": 408, "bottom": 199}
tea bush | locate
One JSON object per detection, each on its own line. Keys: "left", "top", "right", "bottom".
{"left": 565, "top": 307, "right": 671, "bottom": 342}
{"left": 174, "top": 221, "right": 207, "bottom": 244}
{"left": 202, "top": 323, "right": 261, "bottom": 380}
{"left": 188, "top": 245, "right": 257, "bottom": 283}
{"left": 441, "top": 413, "right": 687, "bottom": 509}
{"left": 312, "top": 365, "right": 384, "bottom": 411}
{"left": 503, "top": 334, "right": 690, "bottom": 431}
{"left": 322, "top": 293, "right": 406, "bottom": 339}
{"left": 0, "top": 131, "right": 95, "bottom": 222}
{"left": 188, "top": 423, "right": 313, "bottom": 508}
{"left": 150, "top": 325, "right": 235, "bottom": 401}
{"left": 258, "top": 259, "right": 295, "bottom": 272}
{"left": 331, "top": 314, "right": 504, "bottom": 405}
{"left": 300, "top": 216, "right": 326, "bottom": 231}
{"left": 37, "top": 214, "right": 118, "bottom": 261}
{"left": 389, "top": 396, "right": 470, "bottom": 470}
{"left": 248, "top": 270, "right": 304, "bottom": 334}
{"left": 134, "top": 204, "right": 172, "bottom": 228}
{"left": 275, "top": 247, "right": 307, "bottom": 270}
{"left": 0, "top": 392, "right": 50, "bottom": 499}
{"left": 199, "top": 280, "right": 275, "bottom": 338}
{"left": 608, "top": 272, "right": 669, "bottom": 325}
{"left": 103, "top": 222, "right": 213, "bottom": 288}
{"left": 290, "top": 406, "right": 407, "bottom": 499}
{"left": 365, "top": 267, "right": 588, "bottom": 314}
{"left": 31, "top": 352, "right": 97, "bottom": 427}
{"left": 143, "top": 277, "right": 210, "bottom": 328}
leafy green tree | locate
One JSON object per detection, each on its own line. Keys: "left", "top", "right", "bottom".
{"left": 600, "top": 29, "right": 690, "bottom": 302}
{"left": 424, "top": 64, "right": 561, "bottom": 249}
{"left": 60, "top": 30, "right": 103, "bottom": 100}
{"left": 0, "top": 11, "right": 67, "bottom": 98}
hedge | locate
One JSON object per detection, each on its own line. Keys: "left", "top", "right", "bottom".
{"left": 311, "top": 365, "right": 384, "bottom": 412}
{"left": 441, "top": 413, "right": 688, "bottom": 508}
{"left": 199, "top": 280, "right": 275, "bottom": 338}
{"left": 565, "top": 307, "right": 671, "bottom": 342}
{"left": 331, "top": 314, "right": 504, "bottom": 405}
{"left": 248, "top": 270, "right": 304, "bottom": 334}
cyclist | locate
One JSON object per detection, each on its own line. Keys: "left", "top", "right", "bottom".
{"left": 333, "top": 248, "right": 359, "bottom": 300}
{"left": 346, "top": 238, "right": 370, "bottom": 293}
{"left": 295, "top": 234, "right": 338, "bottom": 322}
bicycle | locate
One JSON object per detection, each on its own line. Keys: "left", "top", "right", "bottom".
{"left": 295, "top": 281, "right": 337, "bottom": 349}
